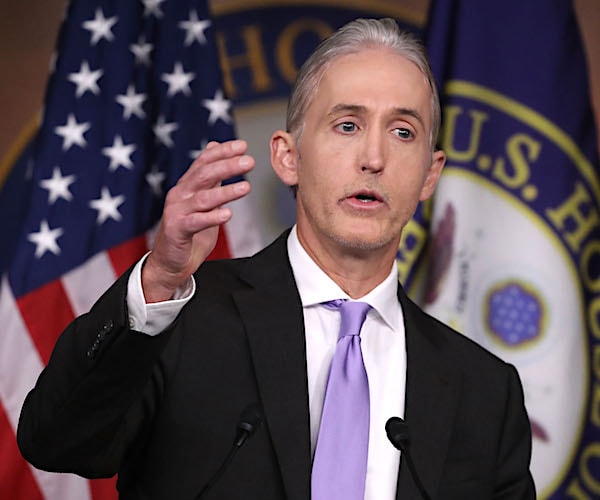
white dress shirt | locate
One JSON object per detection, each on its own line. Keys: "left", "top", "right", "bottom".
{"left": 126, "top": 226, "right": 406, "bottom": 499}
{"left": 287, "top": 226, "right": 405, "bottom": 500}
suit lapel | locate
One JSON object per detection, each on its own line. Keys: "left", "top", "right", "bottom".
{"left": 233, "top": 233, "right": 311, "bottom": 500}
{"left": 396, "top": 288, "right": 462, "bottom": 499}
{"left": 230, "top": 234, "right": 461, "bottom": 499}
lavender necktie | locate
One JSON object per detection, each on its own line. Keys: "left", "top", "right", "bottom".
{"left": 311, "top": 300, "right": 371, "bottom": 500}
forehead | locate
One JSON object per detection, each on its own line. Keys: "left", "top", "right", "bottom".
{"left": 311, "top": 47, "right": 432, "bottom": 121}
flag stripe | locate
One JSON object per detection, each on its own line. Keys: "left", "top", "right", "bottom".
{"left": 33, "top": 468, "right": 91, "bottom": 500}
{"left": 0, "top": 280, "right": 44, "bottom": 500}
{"left": 0, "top": 276, "right": 93, "bottom": 499}
{"left": 63, "top": 252, "right": 117, "bottom": 317}
{"left": 89, "top": 478, "right": 118, "bottom": 500}
{"left": 0, "top": 406, "right": 43, "bottom": 500}
{"left": 210, "top": 225, "right": 232, "bottom": 260}
{"left": 107, "top": 235, "right": 149, "bottom": 278}
{"left": 17, "top": 280, "right": 75, "bottom": 366}
{"left": 0, "top": 275, "right": 45, "bottom": 425}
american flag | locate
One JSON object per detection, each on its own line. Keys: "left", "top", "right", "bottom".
{"left": 0, "top": 0, "right": 261, "bottom": 498}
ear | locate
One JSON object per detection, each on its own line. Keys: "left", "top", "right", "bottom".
{"left": 270, "top": 130, "right": 299, "bottom": 186}
{"left": 419, "top": 149, "right": 446, "bottom": 201}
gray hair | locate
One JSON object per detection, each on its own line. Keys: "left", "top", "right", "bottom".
{"left": 286, "top": 18, "right": 441, "bottom": 149}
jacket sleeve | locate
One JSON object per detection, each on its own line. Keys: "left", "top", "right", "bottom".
{"left": 16, "top": 268, "right": 176, "bottom": 478}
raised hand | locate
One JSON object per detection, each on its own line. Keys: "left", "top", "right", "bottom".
{"left": 142, "top": 140, "right": 254, "bottom": 303}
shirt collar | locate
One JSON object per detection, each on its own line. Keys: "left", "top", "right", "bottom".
{"left": 287, "top": 225, "right": 401, "bottom": 331}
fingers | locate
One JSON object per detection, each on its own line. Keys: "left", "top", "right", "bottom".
{"left": 179, "top": 140, "right": 253, "bottom": 192}
{"left": 202, "top": 139, "right": 246, "bottom": 157}
{"left": 163, "top": 173, "right": 251, "bottom": 241}
{"left": 183, "top": 180, "right": 251, "bottom": 231}
{"left": 168, "top": 139, "right": 253, "bottom": 223}
{"left": 193, "top": 178, "right": 250, "bottom": 209}
{"left": 182, "top": 207, "right": 232, "bottom": 236}
{"left": 155, "top": 138, "right": 253, "bottom": 242}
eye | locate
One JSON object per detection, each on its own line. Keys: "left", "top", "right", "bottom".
{"left": 394, "top": 128, "right": 413, "bottom": 140}
{"left": 336, "top": 122, "right": 357, "bottom": 133}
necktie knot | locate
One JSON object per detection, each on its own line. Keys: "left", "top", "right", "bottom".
{"left": 323, "top": 300, "right": 371, "bottom": 340}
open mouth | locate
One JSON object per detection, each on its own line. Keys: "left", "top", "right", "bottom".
{"left": 355, "top": 193, "right": 377, "bottom": 202}
{"left": 351, "top": 190, "right": 382, "bottom": 203}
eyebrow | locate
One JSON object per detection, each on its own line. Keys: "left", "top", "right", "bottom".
{"left": 328, "top": 103, "right": 425, "bottom": 128}
{"left": 328, "top": 103, "right": 366, "bottom": 116}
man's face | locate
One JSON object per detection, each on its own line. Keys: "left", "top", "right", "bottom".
{"left": 279, "top": 48, "right": 444, "bottom": 257}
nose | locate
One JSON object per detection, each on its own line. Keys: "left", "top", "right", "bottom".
{"left": 359, "top": 126, "right": 386, "bottom": 173}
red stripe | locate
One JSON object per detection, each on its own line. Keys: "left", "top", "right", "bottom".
{"left": 0, "top": 405, "right": 43, "bottom": 500}
{"left": 208, "top": 225, "right": 231, "bottom": 260}
{"left": 90, "top": 477, "right": 118, "bottom": 500}
{"left": 107, "top": 235, "right": 149, "bottom": 277}
{"left": 17, "top": 280, "right": 75, "bottom": 365}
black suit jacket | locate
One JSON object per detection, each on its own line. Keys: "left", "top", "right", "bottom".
{"left": 18, "top": 231, "right": 535, "bottom": 499}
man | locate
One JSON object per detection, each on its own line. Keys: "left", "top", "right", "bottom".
{"left": 18, "top": 18, "right": 535, "bottom": 499}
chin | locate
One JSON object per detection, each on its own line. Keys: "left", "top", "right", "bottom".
{"left": 329, "top": 229, "right": 394, "bottom": 252}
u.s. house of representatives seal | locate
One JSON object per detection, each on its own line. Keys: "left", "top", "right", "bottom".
{"left": 400, "top": 80, "right": 600, "bottom": 498}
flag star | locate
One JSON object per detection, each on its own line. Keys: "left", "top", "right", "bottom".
{"left": 146, "top": 166, "right": 167, "bottom": 196}
{"left": 102, "top": 135, "right": 137, "bottom": 171}
{"left": 116, "top": 85, "right": 147, "bottom": 119}
{"left": 161, "top": 62, "right": 195, "bottom": 97}
{"left": 39, "top": 166, "right": 76, "bottom": 204}
{"left": 82, "top": 8, "right": 118, "bottom": 45}
{"left": 89, "top": 187, "right": 125, "bottom": 224}
{"left": 54, "top": 113, "right": 91, "bottom": 151}
{"left": 142, "top": 0, "right": 166, "bottom": 18}
{"left": 202, "top": 90, "right": 232, "bottom": 125}
{"left": 27, "top": 220, "right": 64, "bottom": 258}
{"left": 179, "top": 10, "right": 211, "bottom": 46}
{"left": 68, "top": 60, "right": 103, "bottom": 97}
{"left": 189, "top": 149, "right": 203, "bottom": 160}
{"left": 153, "top": 115, "right": 179, "bottom": 148}
{"left": 130, "top": 36, "right": 153, "bottom": 66}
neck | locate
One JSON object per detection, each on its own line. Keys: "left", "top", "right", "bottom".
{"left": 296, "top": 227, "right": 398, "bottom": 299}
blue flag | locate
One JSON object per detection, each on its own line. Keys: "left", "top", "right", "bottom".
{"left": 0, "top": 1, "right": 260, "bottom": 498}
{"left": 399, "top": 0, "right": 600, "bottom": 497}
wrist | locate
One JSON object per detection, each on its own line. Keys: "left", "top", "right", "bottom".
{"left": 141, "top": 255, "right": 188, "bottom": 303}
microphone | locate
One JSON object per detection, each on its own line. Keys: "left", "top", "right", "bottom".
{"left": 385, "top": 417, "right": 432, "bottom": 500}
{"left": 234, "top": 404, "right": 263, "bottom": 447}
{"left": 195, "top": 404, "right": 263, "bottom": 499}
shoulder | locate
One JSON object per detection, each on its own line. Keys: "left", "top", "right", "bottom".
{"left": 400, "top": 287, "right": 518, "bottom": 380}
{"left": 400, "top": 289, "right": 529, "bottom": 438}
